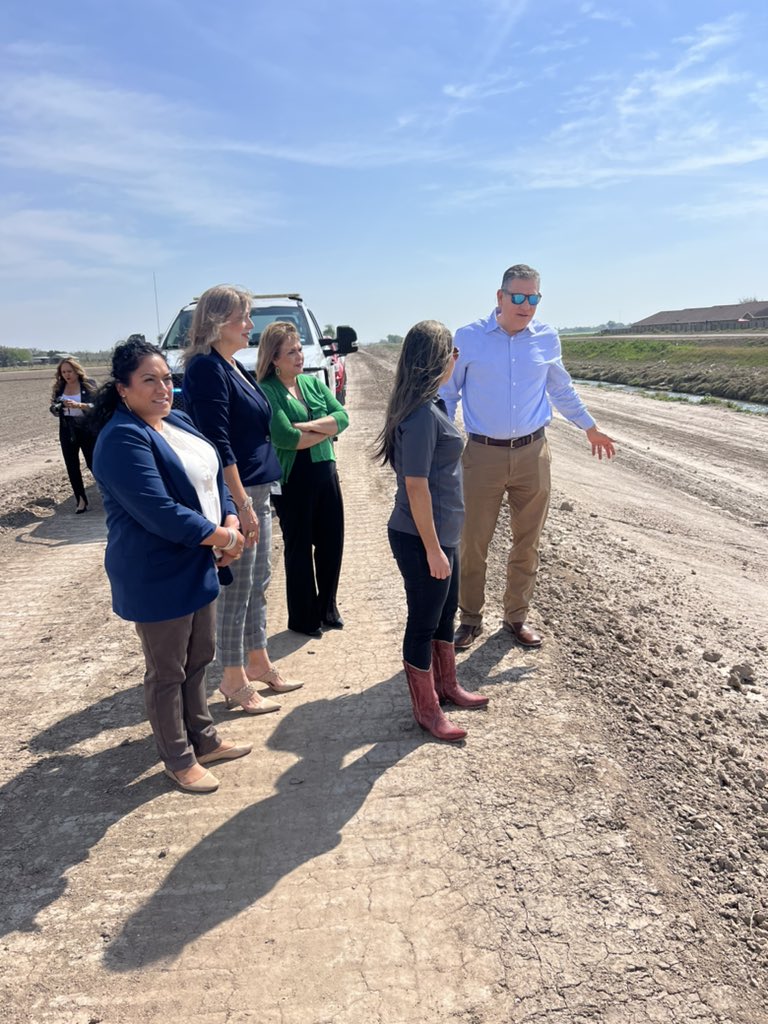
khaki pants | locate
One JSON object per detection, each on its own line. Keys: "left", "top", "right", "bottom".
{"left": 459, "top": 436, "right": 551, "bottom": 626}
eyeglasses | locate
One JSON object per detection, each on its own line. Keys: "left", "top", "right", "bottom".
{"left": 503, "top": 290, "right": 542, "bottom": 306}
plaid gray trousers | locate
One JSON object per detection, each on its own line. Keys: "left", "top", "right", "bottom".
{"left": 216, "top": 483, "right": 273, "bottom": 665}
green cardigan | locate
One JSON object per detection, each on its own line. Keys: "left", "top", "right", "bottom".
{"left": 260, "top": 373, "right": 350, "bottom": 483}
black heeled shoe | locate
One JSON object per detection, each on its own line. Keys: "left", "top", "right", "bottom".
{"left": 289, "top": 625, "right": 323, "bottom": 638}
{"left": 75, "top": 499, "right": 89, "bottom": 515}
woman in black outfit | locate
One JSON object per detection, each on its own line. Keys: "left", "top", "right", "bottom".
{"left": 375, "top": 320, "right": 489, "bottom": 743}
{"left": 50, "top": 357, "right": 97, "bottom": 513}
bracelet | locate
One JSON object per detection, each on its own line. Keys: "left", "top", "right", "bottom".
{"left": 239, "top": 496, "right": 254, "bottom": 512}
{"left": 222, "top": 527, "right": 238, "bottom": 552}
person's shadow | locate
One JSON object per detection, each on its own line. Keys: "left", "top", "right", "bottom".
{"left": 8, "top": 483, "right": 104, "bottom": 548}
{"left": 0, "top": 685, "right": 160, "bottom": 938}
{"left": 104, "top": 654, "right": 534, "bottom": 972}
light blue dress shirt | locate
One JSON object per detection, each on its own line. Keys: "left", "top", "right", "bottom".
{"left": 439, "top": 309, "right": 595, "bottom": 438}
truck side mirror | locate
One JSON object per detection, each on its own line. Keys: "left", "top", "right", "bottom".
{"left": 335, "top": 325, "right": 358, "bottom": 355}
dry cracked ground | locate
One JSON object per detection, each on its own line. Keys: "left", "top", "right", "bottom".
{"left": 1, "top": 353, "right": 767, "bottom": 1024}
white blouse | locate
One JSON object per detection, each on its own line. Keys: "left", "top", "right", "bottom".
{"left": 61, "top": 389, "right": 86, "bottom": 417}
{"left": 161, "top": 421, "right": 222, "bottom": 526}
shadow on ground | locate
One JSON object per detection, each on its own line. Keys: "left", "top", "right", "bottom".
{"left": 9, "top": 483, "right": 104, "bottom": 546}
{"left": 103, "top": 658, "right": 519, "bottom": 972}
{"left": 0, "top": 685, "right": 157, "bottom": 937}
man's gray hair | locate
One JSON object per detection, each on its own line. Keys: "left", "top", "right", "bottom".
{"left": 501, "top": 264, "right": 540, "bottom": 290}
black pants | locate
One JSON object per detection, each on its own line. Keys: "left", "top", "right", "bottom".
{"left": 59, "top": 417, "right": 95, "bottom": 504}
{"left": 272, "top": 450, "right": 344, "bottom": 633}
{"left": 388, "top": 528, "right": 458, "bottom": 670}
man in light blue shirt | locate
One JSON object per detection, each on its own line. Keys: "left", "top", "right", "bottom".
{"left": 440, "top": 264, "right": 615, "bottom": 650}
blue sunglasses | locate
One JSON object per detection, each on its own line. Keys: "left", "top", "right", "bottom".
{"left": 503, "top": 290, "right": 542, "bottom": 306}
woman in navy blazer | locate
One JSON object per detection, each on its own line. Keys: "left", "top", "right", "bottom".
{"left": 92, "top": 337, "right": 252, "bottom": 794}
{"left": 182, "top": 285, "right": 302, "bottom": 715}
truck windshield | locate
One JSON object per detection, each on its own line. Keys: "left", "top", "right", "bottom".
{"left": 162, "top": 305, "right": 313, "bottom": 350}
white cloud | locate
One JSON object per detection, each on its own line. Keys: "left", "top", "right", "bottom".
{"left": 442, "top": 71, "right": 525, "bottom": 101}
{"left": 531, "top": 38, "right": 588, "bottom": 56}
{"left": 579, "top": 2, "right": 632, "bottom": 28}
{"left": 432, "top": 13, "right": 768, "bottom": 201}
{"left": 0, "top": 206, "right": 171, "bottom": 277}
{"left": 0, "top": 72, "right": 276, "bottom": 231}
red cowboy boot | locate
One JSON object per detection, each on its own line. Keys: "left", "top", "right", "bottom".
{"left": 403, "top": 661, "right": 467, "bottom": 742}
{"left": 432, "top": 639, "right": 489, "bottom": 708}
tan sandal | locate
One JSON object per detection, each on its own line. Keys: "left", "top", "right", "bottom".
{"left": 163, "top": 766, "right": 219, "bottom": 793}
{"left": 247, "top": 666, "right": 304, "bottom": 694}
{"left": 219, "top": 683, "right": 280, "bottom": 715}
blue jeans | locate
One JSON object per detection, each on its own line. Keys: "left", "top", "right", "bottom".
{"left": 388, "top": 528, "right": 458, "bottom": 670}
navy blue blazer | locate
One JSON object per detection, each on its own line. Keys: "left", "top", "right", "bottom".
{"left": 182, "top": 350, "right": 281, "bottom": 487}
{"left": 92, "top": 407, "right": 236, "bottom": 623}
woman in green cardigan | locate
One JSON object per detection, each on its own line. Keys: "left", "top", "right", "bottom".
{"left": 257, "top": 322, "right": 350, "bottom": 637}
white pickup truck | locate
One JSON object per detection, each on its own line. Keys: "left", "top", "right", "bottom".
{"left": 159, "top": 292, "right": 357, "bottom": 407}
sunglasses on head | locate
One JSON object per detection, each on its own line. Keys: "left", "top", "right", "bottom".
{"left": 503, "top": 290, "right": 542, "bottom": 306}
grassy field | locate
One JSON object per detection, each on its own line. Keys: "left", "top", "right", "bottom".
{"left": 561, "top": 334, "right": 768, "bottom": 404}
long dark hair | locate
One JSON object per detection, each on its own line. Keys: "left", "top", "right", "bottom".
{"left": 374, "top": 320, "right": 453, "bottom": 466}
{"left": 91, "top": 337, "right": 166, "bottom": 435}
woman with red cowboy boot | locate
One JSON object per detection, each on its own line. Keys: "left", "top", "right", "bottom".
{"left": 375, "top": 320, "right": 488, "bottom": 742}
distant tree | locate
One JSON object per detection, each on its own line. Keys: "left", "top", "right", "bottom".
{"left": 322, "top": 324, "right": 336, "bottom": 338}
{"left": 738, "top": 295, "right": 759, "bottom": 303}
{"left": 384, "top": 334, "right": 403, "bottom": 345}
{"left": 0, "top": 346, "right": 31, "bottom": 366}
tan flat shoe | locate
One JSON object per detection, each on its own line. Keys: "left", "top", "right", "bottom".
{"left": 197, "top": 741, "right": 253, "bottom": 765}
{"left": 163, "top": 766, "right": 219, "bottom": 793}
{"left": 247, "top": 667, "right": 304, "bottom": 694}
{"left": 219, "top": 683, "right": 281, "bottom": 714}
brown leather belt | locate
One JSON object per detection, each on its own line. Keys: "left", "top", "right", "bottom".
{"left": 468, "top": 426, "right": 545, "bottom": 448}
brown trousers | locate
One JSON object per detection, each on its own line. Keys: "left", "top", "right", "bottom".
{"left": 459, "top": 436, "right": 551, "bottom": 626}
{"left": 134, "top": 601, "right": 220, "bottom": 772}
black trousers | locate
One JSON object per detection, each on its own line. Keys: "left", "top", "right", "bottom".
{"left": 59, "top": 417, "right": 95, "bottom": 504}
{"left": 388, "top": 528, "right": 458, "bottom": 670}
{"left": 272, "top": 450, "right": 344, "bottom": 633}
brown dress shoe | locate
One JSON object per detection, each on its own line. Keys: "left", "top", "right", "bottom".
{"left": 453, "top": 623, "right": 482, "bottom": 650}
{"left": 502, "top": 620, "right": 542, "bottom": 648}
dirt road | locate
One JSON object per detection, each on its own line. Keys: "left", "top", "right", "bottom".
{"left": 1, "top": 353, "right": 767, "bottom": 1023}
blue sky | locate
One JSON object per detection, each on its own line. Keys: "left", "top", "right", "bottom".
{"left": 2, "top": 0, "right": 767, "bottom": 349}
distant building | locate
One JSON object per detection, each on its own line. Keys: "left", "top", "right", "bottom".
{"left": 627, "top": 301, "right": 768, "bottom": 334}
{"left": 29, "top": 351, "right": 72, "bottom": 365}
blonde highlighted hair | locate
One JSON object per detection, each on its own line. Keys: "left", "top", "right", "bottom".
{"left": 182, "top": 285, "right": 252, "bottom": 367}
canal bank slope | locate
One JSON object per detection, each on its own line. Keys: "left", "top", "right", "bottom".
{"left": 561, "top": 333, "right": 768, "bottom": 404}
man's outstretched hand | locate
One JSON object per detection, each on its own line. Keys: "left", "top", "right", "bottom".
{"left": 585, "top": 426, "right": 616, "bottom": 460}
